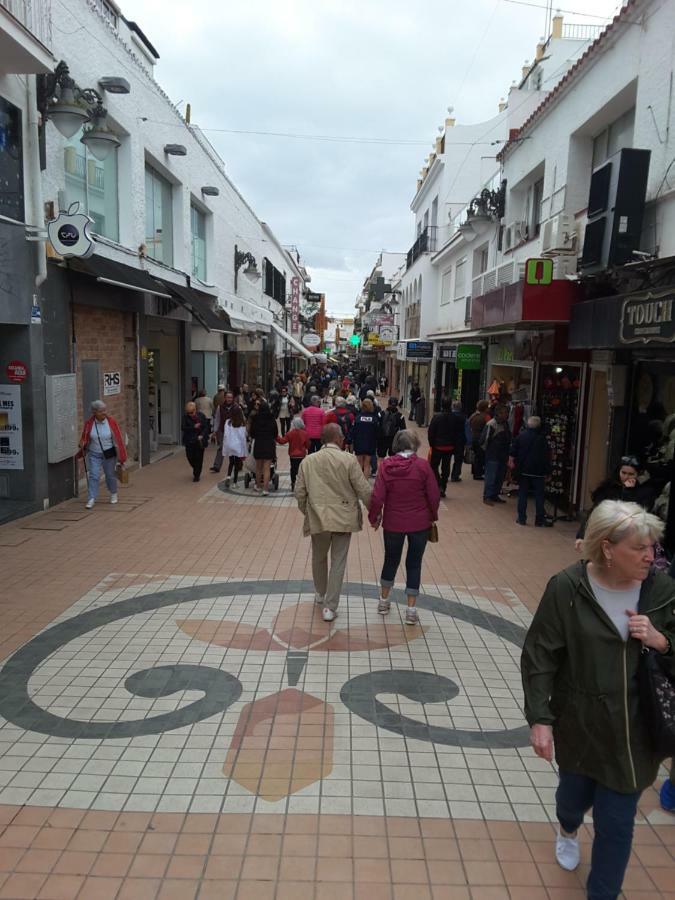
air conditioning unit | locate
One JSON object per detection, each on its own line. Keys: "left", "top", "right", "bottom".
{"left": 505, "top": 220, "right": 528, "bottom": 250}
{"left": 542, "top": 213, "right": 576, "bottom": 256}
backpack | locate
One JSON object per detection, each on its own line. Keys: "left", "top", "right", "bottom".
{"left": 381, "top": 409, "right": 400, "bottom": 438}
{"left": 335, "top": 408, "right": 352, "bottom": 440}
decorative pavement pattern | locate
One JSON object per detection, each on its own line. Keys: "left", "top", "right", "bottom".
{"left": 0, "top": 440, "right": 672, "bottom": 899}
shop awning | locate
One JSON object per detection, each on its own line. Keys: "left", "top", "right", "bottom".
{"left": 67, "top": 255, "right": 173, "bottom": 298}
{"left": 270, "top": 321, "right": 314, "bottom": 360}
{"left": 157, "top": 280, "right": 235, "bottom": 334}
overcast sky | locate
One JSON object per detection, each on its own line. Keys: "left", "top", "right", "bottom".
{"left": 130, "top": 0, "right": 624, "bottom": 315}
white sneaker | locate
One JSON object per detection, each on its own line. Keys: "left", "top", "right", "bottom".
{"left": 322, "top": 608, "right": 336, "bottom": 622}
{"left": 378, "top": 599, "right": 391, "bottom": 614}
{"left": 262, "top": 490, "right": 269, "bottom": 496}
{"left": 110, "top": 493, "right": 118, "bottom": 505}
{"left": 315, "top": 593, "right": 326, "bottom": 606}
{"left": 555, "top": 828, "right": 580, "bottom": 871}
{"left": 85, "top": 499, "right": 95, "bottom": 509}
{"left": 405, "top": 607, "right": 418, "bottom": 626}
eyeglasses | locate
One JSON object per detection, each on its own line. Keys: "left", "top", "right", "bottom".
{"left": 620, "top": 456, "right": 640, "bottom": 468}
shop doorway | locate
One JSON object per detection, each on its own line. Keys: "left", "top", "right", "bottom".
{"left": 147, "top": 336, "right": 180, "bottom": 445}
{"left": 581, "top": 369, "right": 609, "bottom": 510}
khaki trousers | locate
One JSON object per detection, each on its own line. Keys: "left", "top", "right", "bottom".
{"left": 311, "top": 532, "right": 351, "bottom": 612}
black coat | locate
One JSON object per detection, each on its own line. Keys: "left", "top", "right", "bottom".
{"left": 250, "top": 413, "right": 278, "bottom": 460}
{"left": 182, "top": 412, "right": 210, "bottom": 447}
{"left": 510, "top": 427, "right": 550, "bottom": 477}
{"left": 428, "top": 412, "right": 465, "bottom": 449}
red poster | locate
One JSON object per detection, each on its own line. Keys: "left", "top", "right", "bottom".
{"left": 7, "top": 360, "right": 29, "bottom": 383}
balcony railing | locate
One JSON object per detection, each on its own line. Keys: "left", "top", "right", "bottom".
{"left": 0, "top": 0, "right": 52, "bottom": 48}
{"left": 562, "top": 23, "right": 604, "bottom": 41}
{"left": 406, "top": 225, "right": 437, "bottom": 270}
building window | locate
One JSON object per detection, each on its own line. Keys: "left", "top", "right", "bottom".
{"left": 64, "top": 128, "right": 119, "bottom": 241}
{"left": 454, "top": 259, "right": 466, "bottom": 300}
{"left": 263, "top": 258, "right": 287, "bottom": 304}
{"left": 145, "top": 165, "right": 173, "bottom": 265}
{"left": 530, "top": 178, "right": 544, "bottom": 237}
{"left": 441, "top": 268, "right": 452, "bottom": 305}
{"left": 0, "top": 97, "right": 23, "bottom": 222}
{"left": 93, "top": 0, "right": 118, "bottom": 27}
{"left": 592, "top": 107, "right": 635, "bottom": 169}
{"left": 191, "top": 205, "right": 207, "bottom": 281}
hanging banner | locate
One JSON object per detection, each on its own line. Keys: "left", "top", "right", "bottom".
{"left": 291, "top": 277, "right": 300, "bottom": 334}
{"left": 0, "top": 384, "right": 23, "bottom": 470}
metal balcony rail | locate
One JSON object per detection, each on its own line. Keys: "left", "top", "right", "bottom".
{"left": 562, "top": 23, "right": 604, "bottom": 41}
{"left": 406, "top": 225, "right": 438, "bottom": 270}
{"left": 471, "top": 261, "right": 526, "bottom": 299}
{"left": 0, "top": 0, "right": 52, "bottom": 48}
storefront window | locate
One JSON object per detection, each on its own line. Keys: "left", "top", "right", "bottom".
{"left": 539, "top": 364, "right": 583, "bottom": 516}
{"left": 191, "top": 205, "right": 207, "bottom": 280}
{"left": 145, "top": 166, "right": 173, "bottom": 265}
{"left": 64, "top": 128, "right": 119, "bottom": 241}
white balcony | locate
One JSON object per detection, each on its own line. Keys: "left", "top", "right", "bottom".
{"left": 0, "top": 0, "right": 53, "bottom": 74}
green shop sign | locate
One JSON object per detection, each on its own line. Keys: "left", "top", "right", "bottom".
{"left": 456, "top": 344, "right": 482, "bottom": 370}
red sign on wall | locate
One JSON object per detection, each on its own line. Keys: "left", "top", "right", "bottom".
{"left": 291, "top": 277, "right": 300, "bottom": 334}
{"left": 6, "top": 360, "right": 29, "bottom": 383}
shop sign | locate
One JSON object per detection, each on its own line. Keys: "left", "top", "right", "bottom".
{"left": 46, "top": 202, "right": 95, "bottom": 259}
{"left": 406, "top": 341, "right": 433, "bottom": 361}
{"left": 305, "top": 291, "right": 322, "bottom": 303}
{"left": 525, "top": 258, "right": 553, "bottom": 286}
{"left": 438, "top": 347, "right": 456, "bottom": 362}
{"left": 0, "top": 384, "right": 23, "bottom": 470}
{"left": 302, "top": 332, "right": 321, "bottom": 349}
{"left": 620, "top": 290, "right": 675, "bottom": 344}
{"left": 457, "top": 344, "right": 482, "bottom": 370}
{"left": 379, "top": 325, "right": 398, "bottom": 345}
{"left": 103, "top": 371, "right": 122, "bottom": 396}
{"left": 369, "top": 313, "right": 395, "bottom": 328}
{"left": 290, "top": 277, "right": 300, "bottom": 334}
{"left": 514, "top": 330, "right": 555, "bottom": 361}
{"left": 6, "top": 360, "right": 28, "bottom": 383}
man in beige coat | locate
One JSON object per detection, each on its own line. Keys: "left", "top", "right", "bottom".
{"left": 295, "top": 423, "right": 372, "bottom": 621}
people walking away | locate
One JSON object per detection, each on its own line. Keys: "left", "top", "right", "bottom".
{"left": 276, "top": 416, "right": 310, "bottom": 489}
{"left": 302, "top": 395, "right": 325, "bottom": 453}
{"left": 509, "top": 415, "right": 552, "bottom": 527}
{"left": 303, "top": 383, "right": 318, "bottom": 408}
{"left": 213, "top": 384, "right": 226, "bottom": 414}
{"left": 325, "top": 396, "right": 355, "bottom": 445}
{"left": 79, "top": 400, "right": 128, "bottom": 509}
{"left": 194, "top": 389, "right": 213, "bottom": 424}
{"left": 409, "top": 383, "right": 421, "bottom": 420}
{"left": 351, "top": 398, "right": 380, "bottom": 478}
{"left": 378, "top": 398, "right": 406, "bottom": 458}
{"left": 182, "top": 400, "right": 211, "bottom": 482}
{"left": 521, "top": 500, "right": 675, "bottom": 900}
{"left": 359, "top": 376, "right": 377, "bottom": 401}
{"left": 369, "top": 430, "right": 440, "bottom": 625}
{"left": 210, "top": 391, "right": 240, "bottom": 473}
{"left": 469, "top": 400, "right": 490, "bottom": 480}
{"left": 222, "top": 405, "right": 248, "bottom": 486}
{"left": 428, "top": 399, "right": 460, "bottom": 497}
{"left": 249, "top": 401, "right": 278, "bottom": 495}
{"left": 295, "top": 423, "right": 372, "bottom": 622}
{"left": 278, "top": 386, "right": 292, "bottom": 436}
{"left": 480, "top": 403, "right": 511, "bottom": 505}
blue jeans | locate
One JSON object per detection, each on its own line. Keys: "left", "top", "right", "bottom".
{"left": 517, "top": 474, "right": 546, "bottom": 523}
{"left": 381, "top": 529, "right": 428, "bottom": 596}
{"left": 556, "top": 771, "right": 641, "bottom": 900}
{"left": 87, "top": 452, "right": 117, "bottom": 501}
{"left": 483, "top": 459, "right": 506, "bottom": 500}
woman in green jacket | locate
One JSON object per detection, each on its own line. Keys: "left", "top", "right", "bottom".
{"left": 522, "top": 500, "right": 675, "bottom": 900}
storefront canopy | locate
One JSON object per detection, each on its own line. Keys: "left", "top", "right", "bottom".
{"left": 67, "top": 255, "right": 173, "bottom": 299}
{"left": 157, "top": 280, "right": 235, "bottom": 334}
{"left": 270, "top": 321, "right": 314, "bottom": 360}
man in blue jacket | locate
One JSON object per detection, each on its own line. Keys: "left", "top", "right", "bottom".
{"left": 509, "top": 415, "right": 553, "bottom": 527}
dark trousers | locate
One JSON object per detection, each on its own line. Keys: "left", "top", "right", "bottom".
{"left": 471, "top": 440, "right": 485, "bottom": 478}
{"left": 290, "top": 457, "right": 302, "bottom": 487}
{"left": 279, "top": 417, "right": 290, "bottom": 436}
{"left": 556, "top": 771, "right": 640, "bottom": 900}
{"left": 430, "top": 448, "right": 451, "bottom": 490}
{"left": 517, "top": 474, "right": 546, "bottom": 524}
{"left": 449, "top": 445, "right": 464, "bottom": 481}
{"left": 484, "top": 459, "right": 507, "bottom": 500}
{"left": 371, "top": 451, "right": 378, "bottom": 475}
{"left": 212, "top": 433, "right": 223, "bottom": 471}
{"left": 309, "top": 438, "right": 322, "bottom": 454}
{"left": 185, "top": 442, "right": 205, "bottom": 480}
{"left": 227, "top": 456, "right": 242, "bottom": 483}
{"left": 381, "top": 529, "right": 429, "bottom": 596}
{"left": 377, "top": 436, "right": 394, "bottom": 459}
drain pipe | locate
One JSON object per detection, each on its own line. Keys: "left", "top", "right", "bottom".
{"left": 26, "top": 75, "right": 47, "bottom": 289}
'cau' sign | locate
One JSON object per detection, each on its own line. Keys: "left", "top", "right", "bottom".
{"left": 47, "top": 202, "right": 95, "bottom": 259}
{"left": 621, "top": 289, "right": 675, "bottom": 344}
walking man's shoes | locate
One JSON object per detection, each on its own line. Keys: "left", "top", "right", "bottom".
{"left": 322, "top": 608, "right": 336, "bottom": 622}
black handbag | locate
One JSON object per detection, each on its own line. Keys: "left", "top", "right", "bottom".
{"left": 95, "top": 421, "right": 117, "bottom": 459}
{"left": 639, "top": 646, "right": 675, "bottom": 756}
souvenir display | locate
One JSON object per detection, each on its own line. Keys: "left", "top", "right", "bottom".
{"left": 539, "top": 365, "right": 581, "bottom": 513}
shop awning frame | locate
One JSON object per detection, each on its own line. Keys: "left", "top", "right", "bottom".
{"left": 270, "top": 321, "right": 314, "bottom": 360}
{"left": 158, "top": 279, "right": 235, "bottom": 334}
{"left": 65, "top": 255, "right": 174, "bottom": 299}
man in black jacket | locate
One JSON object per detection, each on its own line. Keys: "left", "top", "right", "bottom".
{"left": 428, "top": 399, "right": 465, "bottom": 496}
{"left": 509, "top": 415, "right": 552, "bottom": 526}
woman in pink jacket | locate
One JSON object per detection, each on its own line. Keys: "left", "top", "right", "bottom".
{"left": 301, "top": 395, "right": 325, "bottom": 453}
{"left": 369, "top": 429, "right": 440, "bottom": 625}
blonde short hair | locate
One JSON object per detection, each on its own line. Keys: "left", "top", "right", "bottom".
{"left": 582, "top": 500, "right": 664, "bottom": 566}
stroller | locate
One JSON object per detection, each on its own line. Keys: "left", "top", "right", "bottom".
{"left": 243, "top": 441, "right": 280, "bottom": 491}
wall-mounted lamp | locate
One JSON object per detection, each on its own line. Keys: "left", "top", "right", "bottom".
{"left": 201, "top": 186, "right": 220, "bottom": 196}
{"left": 164, "top": 144, "right": 187, "bottom": 156}
{"left": 234, "top": 244, "right": 261, "bottom": 292}
{"left": 98, "top": 77, "right": 131, "bottom": 94}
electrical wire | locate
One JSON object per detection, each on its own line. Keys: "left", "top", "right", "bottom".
{"left": 501, "top": 0, "right": 618, "bottom": 20}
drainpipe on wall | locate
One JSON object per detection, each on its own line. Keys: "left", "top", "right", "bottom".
{"left": 26, "top": 76, "right": 47, "bottom": 290}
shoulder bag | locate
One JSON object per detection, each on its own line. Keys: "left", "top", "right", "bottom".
{"left": 95, "top": 421, "right": 117, "bottom": 459}
{"left": 639, "top": 645, "right": 675, "bottom": 755}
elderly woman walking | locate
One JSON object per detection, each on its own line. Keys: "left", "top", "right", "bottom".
{"left": 368, "top": 430, "right": 440, "bottom": 625}
{"left": 182, "top": 400, "right": 211, "bottom": 482}
{"left": 301, "top": 395, "right": 325, "bottom": 454}
{"left": 276, "top": 416, "right": 310, "bottom": 490}
{"left": 522, "top": 500, "right": 675, "bottom": 900}
{"left": 79, "top": 400, "right": 127, "bottom": 509}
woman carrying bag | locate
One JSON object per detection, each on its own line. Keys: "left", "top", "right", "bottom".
{"left": 79, "top": 400, "right": 127, "bottom": 509}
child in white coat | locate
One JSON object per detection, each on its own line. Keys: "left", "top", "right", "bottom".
{"left": 223, "top": 406, "right": 248, "bottom": 485}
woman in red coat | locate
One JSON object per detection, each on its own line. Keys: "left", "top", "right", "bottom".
{"left": 368, "top": 429, "right": 439, "bottom": 625}
{"left": 79, "top": 400, "right": 127, "bottom": 509}
{"left": 276, "top": 417, "right": 310, "bottom": 490}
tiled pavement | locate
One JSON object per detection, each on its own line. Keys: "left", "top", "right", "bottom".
{"left": 0, "top": 427, "right": 672, "bottom": 899}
